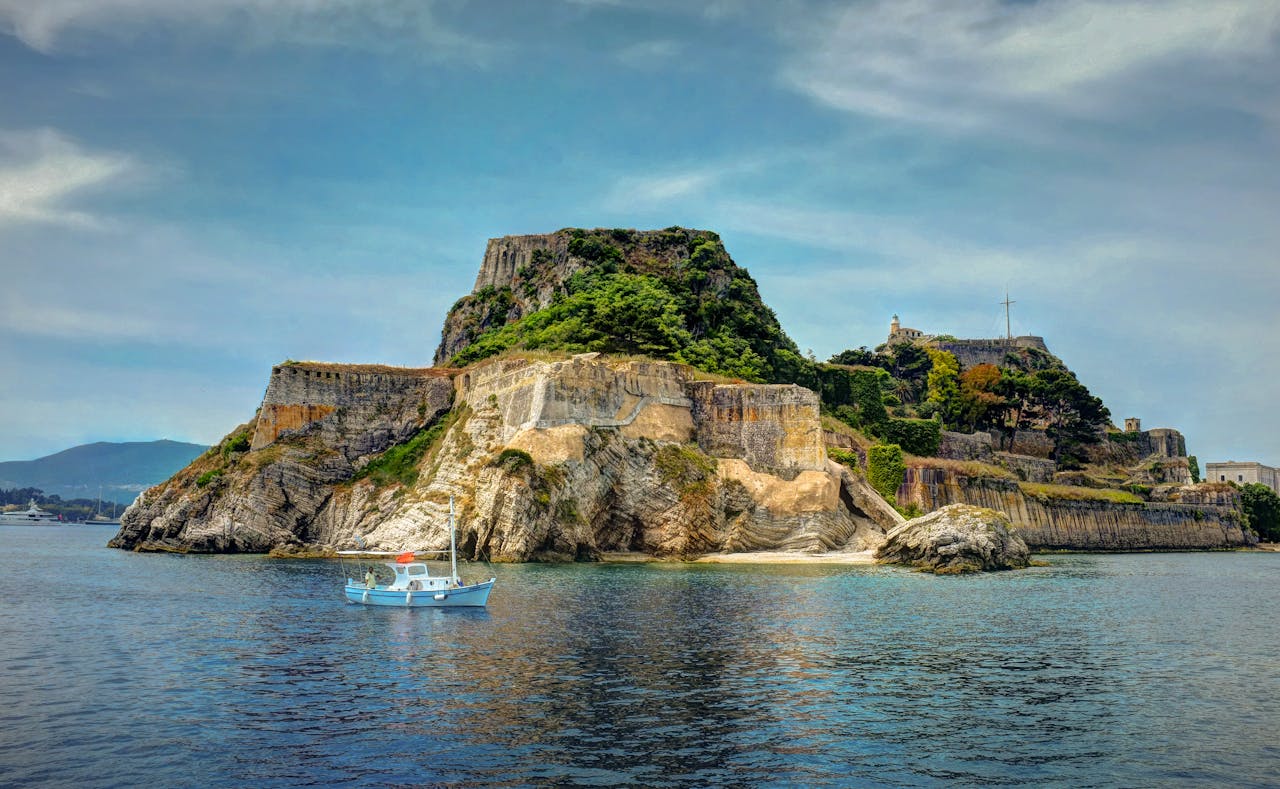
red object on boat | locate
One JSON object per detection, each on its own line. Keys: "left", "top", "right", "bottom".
{"left": 395, "top": 551, "right": 415, "bottom": 564}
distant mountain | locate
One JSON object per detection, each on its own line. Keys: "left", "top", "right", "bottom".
{"left": 0, "top": 440, "right": 209, "bottom": 505}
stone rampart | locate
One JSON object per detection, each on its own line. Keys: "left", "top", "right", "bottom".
{"left": 458, "top": 354, "right": 695, "bottom": 445}
{"left": 994, "top": 452, "right": 1056, "bottom": 483}
{"left": 898, "top": 467, "right": 1249, "bottom": 549}
{"left": 687, "top": 381, "right": 827, "bottom": 477}
{"left": 929, "top": 337, "right": 1049, "bottom": 369}
{"left": 938, "top": 430, "right": 994, "bottom": 462}
{"left": 252, "top": 362, "right": 454, "bottom": 461}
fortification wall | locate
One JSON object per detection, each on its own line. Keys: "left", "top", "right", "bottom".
{"left": 458, "top": 354, "right": 695, "bottom": 446}
{"left": 687, "top": 381, "right": 827, "bottom": 477}
{"left": 930, "top": 336, "right": 1049, "bottom": 369}
{"left": 252, "top": 362, "right": 454, "bottom": 461}
{"left": 898, "top": 467, "right": 1249, "bottom": 549}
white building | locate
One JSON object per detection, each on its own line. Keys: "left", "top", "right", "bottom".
{"left": 1205, "top": 461, "right": 1279, "bottom": 494}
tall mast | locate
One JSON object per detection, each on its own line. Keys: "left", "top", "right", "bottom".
{"left": 449, "top": 496, "right": 458, "bottom": 581}
{"left": 1001, "top": 290, "right": 1016, "bottom": 341}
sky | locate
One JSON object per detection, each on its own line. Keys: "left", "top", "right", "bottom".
{"left": 1, "top": 0, "right": 1278, "bottom": 466}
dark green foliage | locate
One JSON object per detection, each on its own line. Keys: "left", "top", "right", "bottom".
{"left": 492, "top": 448, "right": 534, "bottom": 473}
{"left": 1241, "top": 483, "right": 1280, "bottom": 541}
{"left": 356, "top": 417, "right": 450, "bottom": 488}
{"left": 221, "top": 432, "right": 250, "bottom": 458}
{"left": 875, "top": 418, "right": 941, "bottom": 456}
{"left": 196, "top": 469, "right": 223, "bottom": 488}
{"left": 867, "top": 444, "right": 906, "bottom": 500}
{"left": 1188, "top": 455, "right": 1201, "bottom": 483}
{"left": 452, "top": 229, "right": 801, "bottom": 383}
{"left": 826, "top": 367, "right": 889, "bottom": 430}
{"left": 827, "top": 447, "right": 859, "bottom": 469}
{"left": 828, "top": 347, "right": 878, "bottom": 367}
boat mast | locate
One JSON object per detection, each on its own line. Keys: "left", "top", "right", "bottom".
{"left": 449, "top": 496, "right": 458, "bottom": 582}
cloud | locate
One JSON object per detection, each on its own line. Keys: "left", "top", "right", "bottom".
{"left": 0, "top": 129, "right": 140, "bottom": 229}
{"left": 0, "top": 0, "right": 491, "bottom": 61}
{"left": 615, "top": 39, "right": 684, "bottom": 68}
{"left": 784, "top": 0, "right": 1280, "bottom": 131}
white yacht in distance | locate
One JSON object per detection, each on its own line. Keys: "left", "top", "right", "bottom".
{"left": 0, "top": 500, "right": 62, "bottom": 526}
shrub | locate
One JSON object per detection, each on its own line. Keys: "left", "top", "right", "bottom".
{"left": 196, "top": 469, "right": 223, "bottom": 488}
{"left": 1241, "top": 483, "right": 1280, "bottom": 541}
{"left": 827, "top": 447, "right": 859, "bottom": 469}
{"left": 867, "top": 444, "right": 905, "bottom": 500}
{"left": 221, "top": 432, "right": 250, "bottom": 458}
{"left": 356, "top": 416, "right": 451, "bottom": 488}
{"left": 874, "top": 417, "right": 941, "bottom": 456}
{"left": 492, "top": 448, "right": 534, "bottom": 473}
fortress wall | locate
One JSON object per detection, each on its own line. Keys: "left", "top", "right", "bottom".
{"left": 252, "top": 363, "right": 454, "bottom": 459}
{"left": 898, "top": 467, "right": 1249, "bottom": 549}
{"left": 458, "top": 355, "right": 695, "bottom": 445}
{"left": 930, "top": 337, "right": 1049, "bottom": 369}
{"left": 688, "top": 382, "right": 827, "bottom": 477}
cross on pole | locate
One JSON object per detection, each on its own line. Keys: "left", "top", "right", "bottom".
{"left": 1001, "top": 291, "right": 1016, "bottom": 341}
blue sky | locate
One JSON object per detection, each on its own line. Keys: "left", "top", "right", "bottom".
{"left": 1, "top": 0, "right": 1277, "bottom": 467}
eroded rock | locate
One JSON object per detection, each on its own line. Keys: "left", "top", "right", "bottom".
{"left": 874, "top": 504, "right": 1030, "bottom": 574}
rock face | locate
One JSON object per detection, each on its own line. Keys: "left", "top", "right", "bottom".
{"left": 112, "top": 354, "right": 901, "bottom": 559}
{"left": 875, "top": 504, "right": 1031, "bottom": 573}
{"left": 898, "top": 467, "right": 1251, "bottom": 550}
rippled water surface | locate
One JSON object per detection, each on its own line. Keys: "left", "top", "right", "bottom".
{"left": 2, "top": 526, "right": 1278, "bottom": 787}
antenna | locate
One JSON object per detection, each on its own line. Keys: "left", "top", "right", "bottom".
{"left": 1000, "top": 290, "right": 1016, "bottom": 341}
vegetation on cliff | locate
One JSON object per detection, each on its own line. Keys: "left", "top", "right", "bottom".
{"left": 1241, "top": 483, "right": 1280, "bottom": 541}
{"left": 450, "top": 228, "right": 806, "bottom": 383}
{"left": 830, "top": 341, "right": 1111, "bottom": 469}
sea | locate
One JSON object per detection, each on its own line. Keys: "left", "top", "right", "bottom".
{"left": 1, "top": 525, "right": 1277, "bottom": 788}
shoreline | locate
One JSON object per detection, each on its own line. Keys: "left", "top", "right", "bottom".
{"left": 600, "top": 550, "right": 879, "bottom": 565}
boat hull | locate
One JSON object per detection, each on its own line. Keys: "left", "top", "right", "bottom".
{"left": 344, "top": 579, "right": 495, "bottom": 608}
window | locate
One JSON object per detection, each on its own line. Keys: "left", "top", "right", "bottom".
{"left": 407, "top": 566, "right": 426, "bottom": 576}
{"left": 1239, "top": 475, "right": 1243, "bottom": 482}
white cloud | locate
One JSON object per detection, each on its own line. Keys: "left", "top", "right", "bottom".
{"left": 615, "top": 38, "right": 684, "bottom": 68}
{"left": 0, "top": 129, "right": 139, "bottom": 229}
{"left": 0, "top": 0, "right": 491, "bottom": 61}
{"left": 784, "top": 0, "right": 1280, "bottom": 131}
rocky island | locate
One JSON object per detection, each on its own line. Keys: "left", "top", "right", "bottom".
{"left": 110, "top": 228, "right": 1254, "bottom": 560}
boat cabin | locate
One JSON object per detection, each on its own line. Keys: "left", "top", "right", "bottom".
{"left": 376, "top": 562, "right": 459, "bottom": 592}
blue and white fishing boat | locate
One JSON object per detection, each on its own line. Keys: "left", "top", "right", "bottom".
{"left": 339, "top": 499, "right": 495, "bottom": 608}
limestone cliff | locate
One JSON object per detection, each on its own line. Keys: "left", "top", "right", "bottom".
{"left": 897, "top": 467, "right": 1251, "bottom": 550}
{"left": 112, "top": 355, "right": 899, "bottom": 558}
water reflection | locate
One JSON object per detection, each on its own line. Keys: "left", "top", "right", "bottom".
{"left": 2, "top": 529, "right": 1278, "bottom": 787}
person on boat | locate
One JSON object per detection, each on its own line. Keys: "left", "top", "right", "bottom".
{"left": 364, "top": 569, "right": 377, "bottom": 589}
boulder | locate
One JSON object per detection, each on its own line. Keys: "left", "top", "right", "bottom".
{"left": 874, "top": 504, "right": 1030, "bottom": 573}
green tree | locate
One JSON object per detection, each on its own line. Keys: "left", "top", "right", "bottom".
{"left": 923, "top": 348, "right": 962, "bottom": 428}
{"left": 1028, "top": 368, "right": 1110, "bottom": 469}
{"left": 1188, "top": 455, "right": 1201, "bottom": 483}
{"left": 1241, "top": 483, "right": 1280, "bottom": 541}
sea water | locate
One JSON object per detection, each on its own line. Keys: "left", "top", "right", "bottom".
{"left": 1, "top": 525, "right": 1277, "bottom": 787}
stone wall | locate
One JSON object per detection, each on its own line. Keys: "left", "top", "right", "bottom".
{"left": 988, "top": 429, "right": 1056, "bottom": 459}
{"left": 687, "top": 381, "right": 827, "bottom": 478}
{"left": 929, "top": 337, "right": 1049, "bottom": 369}
{"left": 994, "top": 452, "right": 1056, "bottom": 483}
{"left": 251, "top": 362, "right": 454, "bottom": 462}
{"left": 938, "top": 430, "right": 994, "bottom": 462}
{"left": 898, "top": 467, "right": 1250, "bottom": 550}
{"left": 458, "top": 354, "right": 696, "bottom": 446}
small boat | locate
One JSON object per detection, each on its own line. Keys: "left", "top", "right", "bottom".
{"left": 0, "top": 499, "right": 62, "bottom": 526}
{"left": 339, "top": 499, "right": 495, "bottom": 608}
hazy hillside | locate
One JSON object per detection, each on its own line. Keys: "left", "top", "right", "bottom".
{"left": 0, "top": 440, "right": 209, "bottom": 504}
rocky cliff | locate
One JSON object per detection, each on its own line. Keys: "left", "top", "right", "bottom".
{"left": 112, "top": 354, "right": 900, "bottom": 559}
{"left": 898, "top": 467, "right": 1250, "bottom": 550}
